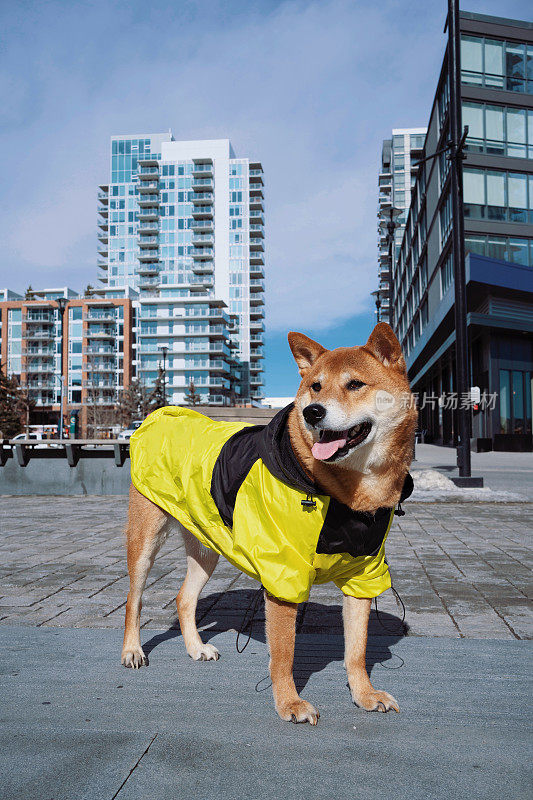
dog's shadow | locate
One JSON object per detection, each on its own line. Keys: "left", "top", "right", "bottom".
{"left": 142, "top": 588, "right": 407, "bottom": 693}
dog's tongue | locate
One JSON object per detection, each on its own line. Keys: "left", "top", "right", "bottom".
{"left": 311, "top": 430, "right": 348, "bottom": 461}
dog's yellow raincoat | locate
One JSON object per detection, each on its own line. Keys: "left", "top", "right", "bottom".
{"left": 130, "top": 405, "right": 411, "bottom": 604}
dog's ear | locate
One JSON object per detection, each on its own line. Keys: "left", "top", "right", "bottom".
{"left": 288, "top": 332, "right": 327, "bottom": 377}
{"left": 363, "top": 323, "right": 406, "bottom": 372}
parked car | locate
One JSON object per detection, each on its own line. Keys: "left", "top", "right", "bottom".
{"left": 117, "top": 421, "right": 143, "bottom": 441}
{"left": 10, "top": 433, "right": 61, "bottom": 449}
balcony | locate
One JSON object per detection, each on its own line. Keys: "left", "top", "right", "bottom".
{"left": 249, "top": 186, "right": 263, "bottom": 199}
{"left": 86, "top": 327, "right": 115, "bottom": 339}
{"left": 250, "top": 240, "right": 264, "bottom": 252}
{"left": 25, "top": 380, "right": 55, "bottom": 390}
{"left": 97, "top": 190, "right": 108, "bottom": 202}
{"left": 24, "top": 313, "right": 54, "bottom": 324}
{"left": 138, "top": 156, "right": 159, "bottom": 167}
{"left": 209, "top": 360, "right": 231, "bottom": 374}
{"left": 83, "top": 378, "right": 116, "bottom": 389}
{"left": 98, "top": 206, "right": 109, "bottom": 217}
{"left": 192, "top": 247, "right": 214, "bottom": 260}
{"left": 192, "top": 261, "right": 214, "bottom": 275}
{"left": 85, "top": 361, "right": 116, "bottom": 372}
{"left": 190, "top": 218, "right": 214, "bottom": 232}
{"left": 250, "top": 252, "right": 264, "bottom": 265}
{"left": 23, "top": 329, "right": 54, "bottom": 340}
{"left": 25, "top": 363, "right": 54, "bottom": 374}
{"left": 250, "top": 320, "right": 265, "bottom": 332}
{"left": 138, "top": 251, "right": 161, "bottom": 263}
{"left": 192, "top": 205, "right": 214, "bottom": 219}
{"left": 250, "top": 295, "right": 264, "bottom": 307}
{"left": 208, "top": 325, "right": 229, "bottom": 339}
{"left": 192, "top": 161, "right": 213, "bottom": 177}
{"left": 250, "top": 306, "right": 265, "bottom": 320}
{"left": 138, "top": 209, "right": 159, "bottom": 221}
{"left": 138, "top": 195, "right": 160, "bottom": 208}
{"left": 250, "top": 279, "right": 264, "bottom": 292}
{"left": 84, "top": 311, "right": 116, "bottom": 322}
{"left": 190, "top": 276, "right": 214, "bottom": 292}
{"left": 97, "top": 232, "right": 108, "bottom": 243}
{"left": 192, "top": 192, "right": 214, "bottom": 205}
{"left": 23, "top": 346, "right": 54, "bottom": 356}
{"left": 192, "top": 178, "right": 214, "bottom": 192}
{"left": 83, "top": 345, "right": 115, "bottom": 355}
{"left": 138, "top": 276, "right": 161, "bottom": 288}
{"left": 250, "top": 348, "right": 264, "bottom": 360}
{"left": 138, "top": 235, "right": 159, "bottom": 248}
{"left": 138, "top": 223, "right": 159, "bottom": 234}
{"left": 136, "top": 263, "right": 162, "bottom": 275}
{"left": 249, "top": 168, "right": 263, "bottom": 178}
{"left": 250, "top": 334, "right": 263, "bottom": 343}
{"left": 193, "top": 233, "right": 214, "bottom": 246}
{"left": 138, "top": 167, "right": 159, "bottom": 179}
{"left": 138, "top": 181, "right": 159, "bottom": 194}
{"left": 250, "top": 265, "right": 265, "bottom": 279}
{"left": 249, "top": 224, "right": 264, "bottom": 237}
{"left": 249, "top": 211, "right": 264, "bottom": 223}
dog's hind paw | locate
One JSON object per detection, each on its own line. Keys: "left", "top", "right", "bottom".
{"left": 121, "top": 648, "right": 148, "bottom": 669}
{"left": 352, "top": 689, "right": 399, "bottom": 713}
{"left": 188, "top": 643, "right": 220, "bottom": 662}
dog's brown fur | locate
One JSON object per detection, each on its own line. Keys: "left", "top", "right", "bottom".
{"left": 122, "top": 323, "right": 416, "bottom": 724}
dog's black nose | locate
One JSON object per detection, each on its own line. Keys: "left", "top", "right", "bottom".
{"left": 303, "top": 404, "right": 326, "bottom": 425}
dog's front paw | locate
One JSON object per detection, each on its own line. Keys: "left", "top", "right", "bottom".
{"left": 121, "top": 647, "right": 148, "bottom": 669}
{"left": 352, "top": 688, "right": 399, "bottom": 713}
{"left": 188, "top": 642, "right": 220, "bottom": 662}
{"left": 276, "top": 698, "right": 320, "bottom": 725}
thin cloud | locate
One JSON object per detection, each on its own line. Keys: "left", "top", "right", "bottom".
{"left": 0, "top": 0, "right": 530, "bottom": 327}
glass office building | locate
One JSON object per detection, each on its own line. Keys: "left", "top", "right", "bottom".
{"left": 390, "top": 11, "right": 533, "bottom": 451}
{"left": 97, "top": 135, "right": 265, "bottom": 405}
{"left": 376, "top": 128, "right": 427, "bottom": 323}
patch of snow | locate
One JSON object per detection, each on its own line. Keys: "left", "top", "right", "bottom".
{"left": 410, "top": 469, "right": 525, "bottom": 503}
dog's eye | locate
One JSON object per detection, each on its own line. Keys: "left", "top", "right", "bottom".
{"left": 311, "top": 382, "right": 321, "bottom": 392}
{"left": 346, "top": 380, "right": 365, "bottom": 391}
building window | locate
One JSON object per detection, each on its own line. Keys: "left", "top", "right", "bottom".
{"left": 463, "top": 101, "right": 532, "bottom": 158}
{"left": 499, "top": 369, "right": 532, "bottom": 434}
{"left": 440, "top": 251, "right": 453, "bottom": 296}
{"left": 465, "top": 234, "right": 533, "bottom": 267}
{"left": 439, "top": 190, "right": 453, "bottom": 246}
{"left": 461, "top": 35, "right": 533, "bottom": 94}
{"left": 464, "top": 167, "right": 533, "bottom": 223}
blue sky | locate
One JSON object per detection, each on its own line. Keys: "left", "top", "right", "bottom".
{"left": 0, "top": 0, "right": 531, "bottom": 396}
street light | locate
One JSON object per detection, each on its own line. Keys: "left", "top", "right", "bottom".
{"left": 158, "top": 344, "right": 168, "bottom": 405}
{"left": 56, "top": 297, "right": 68, "bottom": 439}
{"left": 371, "top": 290, "right": 382, "bottom": 321}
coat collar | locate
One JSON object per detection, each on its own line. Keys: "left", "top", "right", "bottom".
{"left": 256, "top": 403, "right": 413, "bottom": 508}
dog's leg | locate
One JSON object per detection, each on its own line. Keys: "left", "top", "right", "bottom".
{"left": 176, "top": 526, "right": 220, "bottom": 662}
{"left": 122, "top": 485, "right": 169, "bottom": 668}
{"left": 343, "top": 595, "right": 399, "bottom": 712}
{"left": 265, "top": 592, "right": 319, "bottom": 724}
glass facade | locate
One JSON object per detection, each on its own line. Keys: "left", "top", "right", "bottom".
{"left": 463, "top": 167, "right": 533, "bottom": 223}
{"left": 461, "top": 34, "right": 533, "bottom": 94}
{"left": 98, "top": 135, "right": 265, "bottom": 405}
{"left": 463, "top": 100, "right": 533, "bottom": 158}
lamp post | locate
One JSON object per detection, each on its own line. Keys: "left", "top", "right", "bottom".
{"left": 447, "top": 0, "right": 471, "bottom": 479}
{"left": 371, "top": 290, "right": 382, "bottom": 322}
{"left": 56, "top": 297, "right": 68, "bottom": 440}
{"left": 158, "top": 345, "right": 168, "bottom": 405}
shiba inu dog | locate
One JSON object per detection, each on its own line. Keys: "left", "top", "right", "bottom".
{"left": 122, "top": 322, "right": 417, "bottom": 724}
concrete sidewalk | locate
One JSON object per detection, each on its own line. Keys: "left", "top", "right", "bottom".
{"left": 1, "top": 496, "right": 531, "bottom": 639}
{"left": 413, "top": 443, "right": 533, "bottom": 499}
{"left": 1, "top": 625, "right": 531, "bottom": 800}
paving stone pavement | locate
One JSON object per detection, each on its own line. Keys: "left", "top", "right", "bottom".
{"left": 0, "top": 496, "right": 531, "bottom": 640}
